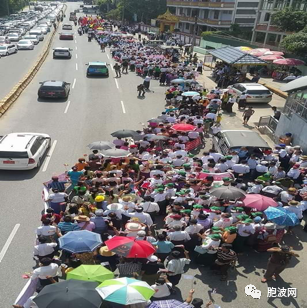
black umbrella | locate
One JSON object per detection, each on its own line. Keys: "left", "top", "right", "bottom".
{"left": 33, "top": 280, "right": 101, "bottom": 308}
{"left": 210, "top": 186, "right": 246, "bottom": 199}
{"left": 87, "top": 141, "right": 114, "bottom": 151}
{"left": 111, "top": 129, "right": 138, "bottom": 138}
{"left": 146, "top": 135, "right": 169, "bottom": 141}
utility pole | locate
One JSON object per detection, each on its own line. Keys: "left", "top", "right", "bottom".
{"left": 191, "top": 13, "right": 198, "bottom": 52}
{"left": 121, "top": 0, "right": 125, "bottom": 25}
{"left": 6, "top": 0, "right": 10, "bottom": 16}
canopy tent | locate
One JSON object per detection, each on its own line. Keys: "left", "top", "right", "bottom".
{"left": 208, "top": 46, "right": 267, "bottom": 66}
{"left": 281, "top": 76, "right": 307, "bottom": 92}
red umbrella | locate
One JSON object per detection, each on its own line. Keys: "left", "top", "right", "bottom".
{"left": 260, "top": 55, "right": 284, "bottom": 61}
{"left": 242, "top": 194, "right": 278, "bottom": 211}
{"left": 273, "top": 58, "right": 305, "bottom": 66}
{"left": 171, "top": 124, "right": 196, "bottom": 132}
{"left": 105, "top": 236, "right": 155, "bottom": 258}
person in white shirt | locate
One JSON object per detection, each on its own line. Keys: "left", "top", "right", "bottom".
{"left": 166, "top": 114, "right": 176, "bottom": 123}
{"left": 236, "top": 219, "right": 255, "bottom": 253}
{"left": 284, "top": 200, "right": 303, "bottom": 220}
{"left": 168, "top": 225, "right": 191, "bottom": 243}
{"left": 185, "top": 219, "right": 204, "bottom": 234}
{"left": 36, "top": 219, "right": 60, "bottom": 239}
{"left": 31, "top": 258, "right": 59, "bottom": 286}
{"left": 34, "top": 239, "right": 57, "bottom": 260}
{"left": 261, "top": 182, "right": 283, "bottom": 197}
{"left": 213, "top": 214, "right": 233, "bottom": 229}
{"left": 280, "top": 188, "right": 296, "bottom": 204}
{"left": 151, "top": 276, "right": 172, "bottom": 298}
{"left": 125, "top": 207, "right": 153, "bottom": 226}
{"left": 196, "top": 233, "right": 221, "bottom": 265}
{"left": 287, "top": 165, "right": 301, "bottom": 180}
{"left": 215, "top": 158, "right": 229, "bottom": 172}
{"left": 268, "top": 161, "right": 278, "bottom": 176}
{"left": 172, "top": 148, "right": 188, "bottom": 158}
{"left": 232, "top": 161, "right": 250, "bottom": 175}
{"left": 201, "top": 152, "right": 214, "bottom": 164}
{"left": 188, "top": 131, "right": 200, "bottom": 140}
{"left": 172, "top": 155, "right": 185, "bottom": 167}
{"left": 247, "top": 179, "right": 264, "bottom": 194}
{"left": 140, "top": 196, "right": 160, "bottom": 219}
{"left": 208, "top": 149, "right": 223, "bottom": 162}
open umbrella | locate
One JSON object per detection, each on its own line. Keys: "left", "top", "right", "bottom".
{"left": 87, "top": 141, "right": 114, "bottom": 151}
{"left": 148, "top": 118, "right": 163, "bottom": 123}
{"left": 101, "top": 148, "right": 131, "bottom": 158}
{"left": 182, "top": 91, "right": 200, "bottom": 97}
{"left": 171, "top": 124, "right": 196, "bottom": 132}
{"left": 33, "top": 280, "right": 102, "bottom": 308}
{"left": 67, "top": 265, "right": 114, "bottom": 283}
{"left": 111, "top": 129, "right": 138, "bottom": 138}
{"left": 263, "top": 51, "right": 284, "bottom": 56}
{"left": 171, "top": 78, "right": 188, "bottom": 84}
{"left": 242, "top": 194, "right": 278, "bottom": 211}
{"left": 210, "top": 186, "right": 246, "bottom": 199}
{"left": 235, "top": 46, "right": 252, "bottom": 52}
{"left": 59, "top": 230, "right": 102, "bottom": 253}
{"left": 146, "top": 135, "right": 169, "bottom": 141}
{"left": 273, "top": 58, "right": 305, "bottom": 66}
{"left": 105, "top": 236, "right": 155, "bottom": 258}
{"left": 260, "top": 55, "right": 284, "bottom": 61}
{"left": 148, "top": 300, "right": 193, "bottom": 308}
{"left": 96, "top": 277, "right": 155, "bottom": 305}
{"left": 264, "top": 206, "right": 299, "bottom": 226}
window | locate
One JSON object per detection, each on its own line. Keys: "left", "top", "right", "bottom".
{"left": 236, "top": 9, "right": 256, "bottom": 14}
{"left": 235, "top": 18, "right": 255, "bottom": 23}
{"left": 237, "top": 2, "right": 258, "bottom": 7}
{"left": 185, "top": 23, "right": 190, "bottom": 30}
{"left": 213, "top": 11, "right": 219, "bottom": 19}
{"left": 283, "top": 90, "right": 307, "bottom": 120}
{"left": 0, "top": 151, "right": 28, "bottom": 158}
{"left": 30, "top": 139, "right": 43, "bottom": 155}
{"left": 264, "top": 13, "right": 270, "bottom": 22}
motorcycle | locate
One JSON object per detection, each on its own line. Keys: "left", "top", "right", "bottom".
{"left": 88, "top": 36, "right": 92, "bottom": 42}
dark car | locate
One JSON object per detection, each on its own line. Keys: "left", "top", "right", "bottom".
{"left": 38, "top": 80, "right": 70, "bottom": 99}
{"left": 59, "top": 32, "right": 74, "bottom": 40}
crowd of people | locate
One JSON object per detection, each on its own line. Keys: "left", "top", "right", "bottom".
{"left": 14, "top": 15, "right": 307, "bottom": 308}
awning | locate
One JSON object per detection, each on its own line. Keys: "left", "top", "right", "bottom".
{"left": 208, "top": 46, "right": 267, "bottom": 66}
{"left": 281, "top": 76, "right": 307, "bottom": 92}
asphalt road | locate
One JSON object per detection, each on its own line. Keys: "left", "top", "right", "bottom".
{"left": 0, "top": 3, "right": 307, "bottom": 307}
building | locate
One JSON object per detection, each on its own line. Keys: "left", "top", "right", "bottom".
{"left": 274, "top": 77, "right": 307, "bottom": 150}
{"left": 167, "top": 0, "right": 258, "bottom": 36}
{"left": 251, "top": 0, "right": 307, "bottom": 48}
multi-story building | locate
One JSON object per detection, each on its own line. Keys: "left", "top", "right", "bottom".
{"left": 251, "top": 0, "right": 307, "bottom": 48}
{"left": 167, "top": 0, "right": 258, "bottom": 36}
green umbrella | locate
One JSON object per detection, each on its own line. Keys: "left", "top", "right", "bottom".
{"left": 67, "top": 265, "right": 114, "bottom": 283}
{"left": 96, "top": 277, "right": 155, "bottom": 305}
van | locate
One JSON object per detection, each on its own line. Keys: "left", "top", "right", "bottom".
{"left": 212, "top": 130, "right": 271, "bottom": 156}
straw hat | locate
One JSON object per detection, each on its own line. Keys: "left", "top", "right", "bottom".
{"left": 122, "top": 196, "right": 133, "bottom": 202}
{"left": 99, "top": 246, "right": 115, "bottom": 257}
{"left": 74, "top": 215, "right": 90, "bottom": 222}
{"left": 125, "top": 222, "right": 143, "bottom": 232}
{"left": 288, "top": 200, "right": 299, "bottom": 206}
{"left": 107, "top": 203, "right": 123, "bottom": 211}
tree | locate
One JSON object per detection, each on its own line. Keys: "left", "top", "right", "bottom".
{"left": 271, "top": 8, "right": 307, "bottom": 32}
{"left": 280, "top": 31, "right": 307, "bottom": 56}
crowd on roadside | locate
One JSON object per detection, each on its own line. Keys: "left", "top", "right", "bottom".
{"left": 14, "top": 17, "right": 307, "bottom": 308}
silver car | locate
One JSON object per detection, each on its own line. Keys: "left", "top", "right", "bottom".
{"left": 0, "top": 44, "right": 18, "bottom": 56}
{"left": 227, "top": 83, "right": 273, "bottom": 104}
{"left": 17, "top": 39, "right": 34, "bottom": 50}
{"left": 6, "top": 32, "right": 21, "bottom": 42}
{"left": 23, "top": 35, "right": 39, "bottom": 45}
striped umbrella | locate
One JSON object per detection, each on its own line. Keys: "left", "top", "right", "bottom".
{"left": 96, "top": 277, "right": 155, "bottom": 305}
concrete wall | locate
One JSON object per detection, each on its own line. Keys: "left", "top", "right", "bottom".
{"left": 275, "top": 113, "right": 307, "bottom": 151}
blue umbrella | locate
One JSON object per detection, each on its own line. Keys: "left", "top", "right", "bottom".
{"left": 264, "top": 206, "right": 299, "bottom": 226}
{"left": 59, "top": 230, "right": 102, "bottom": 253}
{"left": 182, "top": 91, "right": 200, "bottom": 97}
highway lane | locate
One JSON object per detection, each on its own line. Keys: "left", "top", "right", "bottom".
{"left": 0, "top": 4, "right": 167, "bottom": 306}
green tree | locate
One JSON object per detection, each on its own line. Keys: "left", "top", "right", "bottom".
{"left": 271, "top": 8, "right": 307, "bottom": 32}
{"left": 280, "top": 31, "right": 307, "bottom": 56}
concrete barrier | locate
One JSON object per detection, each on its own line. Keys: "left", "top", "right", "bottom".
{"left": 0, "top": 5, "right": 67, "bottom": 118}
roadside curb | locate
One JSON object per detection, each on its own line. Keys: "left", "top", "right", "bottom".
{"left": 203, "top": 63, "right": 288, "bottom": 99}
{"left": 0, "top": 5, "right": 67, "bottom": 118}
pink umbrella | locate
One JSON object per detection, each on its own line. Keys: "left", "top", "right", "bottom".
{"left": 242, "top": 194, "right": 278, "bottom": 211}
{"left": 273, "top": 58, "right": 305, "bottom": 66}
{"left": 171, "top": 124, "right": 196, "bottom": 132}
{"left": 259, "top": 55, "right": 284, "bottom": 61}
{"left": 263, "top": 51, "right": 284, "bottom": 56}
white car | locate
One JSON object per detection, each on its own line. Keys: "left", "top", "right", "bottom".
{"left": 53, "top": 47, "right": 72, "bottom": 59}
{"left": 36, "top": 26, "right": 48, "bottom": 34}
{"left": 0, "top": 133, "right": 51, "bottom": 170}
{"left": 17, "top": 39, "right": 34, "bottom": 50}
{"left": 23, "top": 35, "right": 39, "bottom": 45}
{"left": 0, "top": 44, "right": 18, "bottom": 56}
{"left": 0, "top": 36, "right": 10, "bottom": 44}
{"left": 29, "top": 29, "right": 44, "bottom": 41}
{"left": 6, "top": 32, "right": 21, "bottom": 42}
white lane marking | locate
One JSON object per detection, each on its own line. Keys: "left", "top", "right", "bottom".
{"left": 75, "top": 54, "right": 78, "bottom": 59}
{"left": 64, "top": 101, "right": 71, "bottom": 114}
{"left": 72, "top": 78, "right": 76, "bottom": 89}
{"left": 42, "top": 140, "right": 57, "bottom": 172}
{"left": 75, "top": 46, "right": 77, "bottom": 50}
{"left": 107, "top": 54, "right": 110, "bottom": 59}
{"left": 74, "top": 39, "right": 77, "bottom": 44}
{"left": 114, "top": 79, "right": 119, "bottom": 89}
{"left": 0, "top": 224, "right": 20, "bottom": 263}
{"left": 121, "top": 101, "right": 126, "bottom": 114}
{"left": 76, "top": 63, "right": 78, "bottom": 71}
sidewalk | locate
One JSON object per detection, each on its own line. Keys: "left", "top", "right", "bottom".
{"left": 197, "top": 67, "right": 286, "bottom": 148}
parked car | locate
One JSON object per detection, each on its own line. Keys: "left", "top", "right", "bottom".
{"left": 0, "top": 44, "right": 18, "bottom": 56}
{"left": 0, "top": 132, "right": 51, "bottom": 170}
{"left": 227, "top": 83, "right": 273, "bottom": 104}
{"left": 59, "top": 32, "right": 73, "bottom": 40}
{"left": 38, "top": 80, "right": 70, "bottom": 99}
{"left": 23, "top": 34, "right": 39, "bottom": 45}
{"left": 53, "top": 47, "right": 72, "bottom": 59}
{"left": 86, "top": 61, "right": 109, "bottom": 77}
{"left": 17, "top": 39, "right": 34, "bottom": 50}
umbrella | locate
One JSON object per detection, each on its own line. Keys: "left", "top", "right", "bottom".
{"left": 33, "top": 280, "right": 102, "bottom": 308}
{"left": 171, "top": 124, "right": 196, "bottom": 132}
{"left": 235, "top": 46, "right": 252, "bottom": 52}
{"left": 96, "top": 277, "right": 155, "bottom": 305}
{"left": 242, "top": 194, "right": 278, "bottom": 211}
{"left": 264, "top": 206, "right": 300, "bottom": 226}
{"left": 101, "top": 148, "right": 131, "bottom": 158}
{"left": 146, "top": 135, "right": 169, "bottom": 141}
{"left": 59, "top": 230, "right": 102, "bottom": 253}
{"left": 210, "top": 186, "right": 246, "bottom": 199}
{"left": 171, "top": 78, "right": 188, "bottom": 84}
{"left": 263, "top": 51, "right": 284, "bottom": 56}
{"left": 111, "top": 129, "right": 138, "bottom": 138}
{"left": 260, "top": 55, "right": 284, "bottom": 61}
{"left": 148, "top": 118, "right": 163, "bottom": 123}
{"left": 273, "top": 58, "right": 305, "bottom": 66}
{"left": 148, "top": 299, "right": 193, "bottom": 308}
{"left": 182, "top": 91, "right": 200, "bottom": 97}
{"left": 87, "top": 141, "right": 114, "bottom": 151}
{"left": 105, "top": 236, "right": 155, "bottom": 258}
{"left": 67, "top": 265, "right": 114, "bottom": 283}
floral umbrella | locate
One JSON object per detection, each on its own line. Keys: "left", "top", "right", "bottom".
{"left": 260, "top": 55, "right": 284, "bottom": 61}
{"left": 273, "top": 58, "right": 305, "bottom": 66}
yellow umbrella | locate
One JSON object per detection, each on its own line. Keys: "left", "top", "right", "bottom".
{"left": 236, "top": 46, "right": 252, "bottom": 52}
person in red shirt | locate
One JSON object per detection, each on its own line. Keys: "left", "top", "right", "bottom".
{"left": 41, "top": 208, "right": 62, "bottom": 224}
